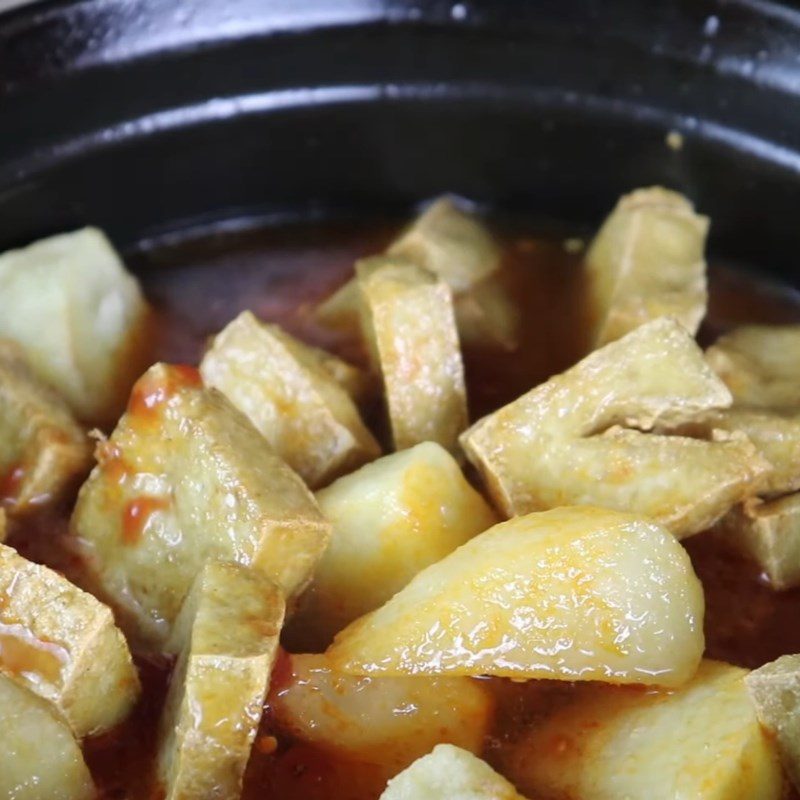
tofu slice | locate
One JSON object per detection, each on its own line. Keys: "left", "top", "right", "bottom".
{"left": 454, "top": 272, "right": 520, "bottom": 351}
{"left": 746, "top": 654, "right": 800, "bottom": 791}
{"left": 286, "top": 442, "right": 499, "bottom": 650}
{"left": 460, "top": 317, "right": 769, "bottom": 537}
{"left": 0, "top": 228, "right": 151, "bottom": 425}
{"left": 71, "top": 363, "right": 330, "bottom": 650}
{"left": 0, "top": 674, "right": 95, "bottom": 800}
{"left": 501, "top": 660, "right": 782, "bottom": 800}
{"left": 586, "top": 186, "right": 709, "bottom": 347}
{"left": 156, "top": 561, "right": 285, "bottom": 800}
{"left": 0, "top": 341, "right": 91, "bottom": 513}
{"left": 201, "top": 312, "right": 379, "bottom": 488}
{"left": 0, "top": 542, "right": 139, "bottom": 737}
{"left": 327, "top": 506, "right": 704, "bottom": 686}
{"left": 357, "top": 256, "right": 468, "bottom": 454}
{"left": 380, "top": 744, "right": 527, "bottom": 800}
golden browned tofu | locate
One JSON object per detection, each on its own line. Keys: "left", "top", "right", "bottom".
{"left": 501, "top": 660, "right": 781, "bottom": 800}
{"left": 0, "top": 542, "right": 139, "bottom": 737}
{"left": 586, "top": 187, "right": 709, "bottom": 347}
{"left": 461, "top": 318, "right": 768, "bottom": 537}
{"left": 156, "top": 561, "right": 285, "bottom": 800}
{"left": 200, "top": 312, "right": 379, "bottom": 488}
{"left": 286, "top": 442, "right": 498, "bottom": 650}
{"left": 746, "top": 654, "right": 800, "bottom": 792}
{"left": 357, "top": 256, "right": 467, "bottom": 454}
{"left": 0, "top": 674, "right": 95, "bottom": 800}
{"left": 327, "top": 507, "right": 704, "bottom": 687}
{"left": 0, "top": 228, "right": 151, "bottom": 425}
{"left": 0, "top": 341, "right": 91, "bottom": 514}
{"left": 71, "top": 363, "right": 330, "bottom": 649}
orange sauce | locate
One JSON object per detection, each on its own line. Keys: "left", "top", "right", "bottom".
{"left": 0, "top": 461, "right": 26, "bottom": 506}
{"left": 0, "top": 620, "right": 68, "bottom": 683}
{"left": 127, "top": 364, "right": 201, "bottom": 430}
{"left": 121, "top": 497, "right": 171, "bottom": 546}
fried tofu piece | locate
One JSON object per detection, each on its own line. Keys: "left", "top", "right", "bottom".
{"left": 156, "top": 561, "right": 285, "bottom": 800}
{"left": 327, "top": 506, "right": 704, "bottom": 686}
{"left": 380, "top": 744, "right": 527, "bottom": 800}
{"left": 0, "top": 228, "right": 151, "bottom": 425}
{"left": 0, "top": 674, "right": 95, "bottom": 800}
{"left": 746, "top": 654, "right": 800, "bottom": 791}
{"left": 501, "top": 660, "right": 781, "bottom": 800}
{"left": 286, "top": 442, "right": 498, "bottom": 650}
{"left": 0, "top": 341, "right": 91, "bottom": 513}
{"left": 586, "top": 187, "right": 709, "bottom": 347}
{"left": 454, "top": 272, "right": 520, "bottom": 351}
{"left": 71, "top": 363, "right": 330, "bottom": 649}
{"left": 200, "top": 312, "right": 379, "bottom": 488}
{"left": 0, "top": 542, "right": 139, "bottom": 737}
{"left": 460, "top": 318, "right": 768, "bottom": 537}
{"left": 706, "top": 324, "right": 800, "bottom": 409}
{"left": 357, "top": 257, "right": 467, "bottom": 454}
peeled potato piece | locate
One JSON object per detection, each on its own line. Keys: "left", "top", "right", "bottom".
{"left": 286, "top": 442, "right": 498, "bottom": 650}
{"left": 327, "top": 507, "right": 704, "bottom": 687}
{"left": 358, "top": 256, "right": 468, "bottom": 454}
{"left": 380, "top": 744, "right": 528, "bottom": 800}
{"left": 201, "top": 312, "right": 379, "bottom": 488}
{"left": 0, "top": 228, "right": 150, "bottom": 425}
{"left": 0, "top": 543, "right": 139, "bottom": 738}
{"left": 586, "top": 186, "right": 709, "bottom": 347}
{"left": 0, "top": 674, "right": 95, "bottom": 800}
{"left": 461, "top": 317, "right": 768, "bottom": 537}
{"left": 156, "top": 561, "right": 285, "bottom": 800}
{"left": 71, "top": 363, "right": 330, "bottom": 649}
{"left": 501, "top": 660, "right": 781, "bottom": 800}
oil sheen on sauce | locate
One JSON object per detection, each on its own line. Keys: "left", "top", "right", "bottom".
{"left": 19, "top": 218, "right": 800, "bottom": 799}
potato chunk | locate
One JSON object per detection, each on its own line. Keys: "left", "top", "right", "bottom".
{"left": 71, "top": 363, "right": 330, "bottom": 649}
{"left": 0, "top": 542, "right": 139, "bottom": 737}
{"left": 0, "top": 341, "right": 91, "bottom": 513}
{"left": 358, "top": 256, "right": 467, "bottom": 453}
{"left": 586, "top": 187, "right": 709, "bottom": 347}
{"left": 501, "top": 660, "right": 781, "bottom": 800}
{"left": 327, "top": 506, "right": 704, "bottom": 686}
{"left": 460, "top": 317, "right": 768, "bottom": 537}
{"left": 380, "top": 744, "right": 527, "bottom": 800}
{"left": 200, "top": 312, "right": 379, "bottom": 488}
{"left": 0, "top": 674, "right": 94, "bottom": 800}
{"left": 286, "top": 442, "right": 498, "bottom": 650}
{"left": 0, "top": 228, "right": 150, "bottom": 425}
{"left": 157, "top": 561, "right": 285, "bottom": 800}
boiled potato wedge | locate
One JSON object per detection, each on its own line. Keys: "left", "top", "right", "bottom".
{"left": 357, "top": 256, "right": 467, "bottom": 453}
{"left": 0, "top": 227, "right": 151, "bottom": 425}
{"left": 286, "top": 442, "right": 498, "bottom": 650}
{"left": 586, "top": 186, "right": 709, "bottom": 347}
{"left": 380, "top": 744, "right": 527, "bottom": 800}
{"left": 461, "top": 317, "right": 768, "bottom": 536}
{"left": 0, "top": 340, "right": 91, "bottom": 513}
{"left": 0, "top": 542, "right": 139, "bottom": 737}
{"left": 746, "top": 654, "right": 800, "bottom": 791}
{"left": 71, "top": 363, "right": 330, "bottom": 649}
{"left": 200, "top": 312, "right": 379, "bottom": 488}
{"left": 327, "top": 507, "right": 704, "bottom": 686}
{"left": 157, "top": 561, "right": 285, "bottom": 800}
{"left": 501, "top": 660, "right": 781, "bottom": 800}
{"left": 0, "top": 674, "right": 95, "bottom": 800}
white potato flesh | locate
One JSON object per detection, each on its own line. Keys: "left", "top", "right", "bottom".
{"left": 460, "top": 317, "right": 768, "bottom": 537}
{"left": 586, "top": 186, "right": 709, "bottom": 347}
{"left": 0, "top": 674, "right": 95, "bottom": 800}
{"left": 0, "top": 228, "right": 150, "bottom": 425}
{"left": 286, "top": 442, "right": 498, "bottom": 650}
{"left": 357, "top": 256, "right": 468, "bottom": 454}
{"left": 200, "top": 312, "right": 379, "bottom": 488}
{"left": 327, "top": 506, "right": 704, "bottom": 687}
{"left": 380, "top": 744, "right": 527, "bottom": 800}
{"left": 71, "top": 363, "right": 330, "bottom": 650}
{"left": 0, "top": 542, "right": 139, "bottom": 737}
{"left": 501, "top": 660, "right": 782, "bottom": 800}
